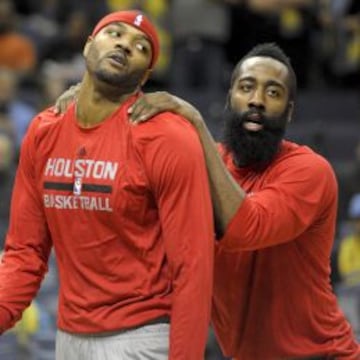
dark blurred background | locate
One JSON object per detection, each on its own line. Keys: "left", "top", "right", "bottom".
{"left": 0, "top": 0, "right": 359, "bottom": 359}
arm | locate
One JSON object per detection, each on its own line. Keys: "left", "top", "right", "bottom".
{"left": 137, "top": 114, "right": 214, "bottom": 359}
{"left": 0, "top": 119, "right": 52, "bottom": 333}
{"left": 128, "top": 93, "right": 338, "bottom": 252}
{"left": 128, "top": 92, "right": 246, "bottom": 236}
{"left": 220, "top": 153, "right": 338, "bottom": 251}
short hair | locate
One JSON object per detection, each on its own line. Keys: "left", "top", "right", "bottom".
{"left": 230, "top": 43, "right": 297, "bottom": 101}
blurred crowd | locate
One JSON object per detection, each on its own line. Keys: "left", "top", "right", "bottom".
{"left": 0, "top": 0, "right": 359, "bottom": 358}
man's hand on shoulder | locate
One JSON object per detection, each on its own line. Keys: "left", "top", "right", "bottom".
{"left": 53, "top": 83, "right": 81, "bottom": 115}
{"left": 128, "top": 92, "right": 204, "bottom": 129}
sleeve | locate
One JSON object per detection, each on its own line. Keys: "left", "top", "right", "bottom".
{"left": 138, "top": 114, "right": 214, "bottom": 360}
{"left": 220, "top": 154, "right": 338, "bottom": 251}
{"left": 0, "top": 119, "right": 52, "bottom": 334}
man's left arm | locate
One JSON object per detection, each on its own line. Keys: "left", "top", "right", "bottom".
{"left": 220, "top": 154, "right": 338, "bottom": 251}
{"left": 139, "top": 113, "right": 214, "bottom": 360}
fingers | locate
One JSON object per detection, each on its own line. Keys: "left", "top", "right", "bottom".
{"left": 53, "top": 84, "right": 81, "bottom": 116}
{"left": 53, "top": 99, "right": 67, "bottom": 115}
{"left": 128, "top": 91, "right": 179, "bottom": 125}
{"left": 128, "top": 98, "right": 157, "bottom": 124}
{"left": 53, "top": 100, "right": 61, "bottom": 115}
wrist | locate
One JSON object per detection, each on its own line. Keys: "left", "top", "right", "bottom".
{"left": 193, "top": 115, "right": 205, "bottom": 132}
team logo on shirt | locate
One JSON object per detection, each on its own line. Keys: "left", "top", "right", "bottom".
{"left": 42, "top": 158, "right": 119, "bottom": 212}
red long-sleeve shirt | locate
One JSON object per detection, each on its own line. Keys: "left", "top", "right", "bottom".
{"left": 0, "top": 94, "right": 214, "bottom": 360}
{"left": 213, "top": 141, "right": 360, "bottom": 359}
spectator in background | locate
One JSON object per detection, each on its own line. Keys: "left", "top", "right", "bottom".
{"left": 318, "top": 0, "right": 360, "bottom": 88}
{"left": 0, "top": 131, "right": 15, "bottom": 249}
{"left": 53, "top": 0, "right": 108, "bottom": 29}
{"left": 39, "top": 11, "right": 90, "bottom": 85}
{"left": 0, "top": 108, "right": 15, "bottom": 140}
{"left": 275, "top": 0, "right": 317, "bottom": 89}
{"left": 0, "top": 0, "right": 37, "bottom": 76}
{"left": 338, "top": 194, "right": 360, "bottom": 286}
{"left": 38, "top": 70, "right": 69, "bottom": 111}
{"left": 169, "top": 0, "right": 229, "bottom": 90}
{"left": 0, "top": 68, "right": 36, "bottom": 150}
{"left": 224, "top": 0, "right": 316, "bottom": 89}
{"left": 336, "top": 140, "right": 360, "bottom": 228}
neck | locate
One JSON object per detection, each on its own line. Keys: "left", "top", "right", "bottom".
{"left": 76, "top": 73, "right": 139, "bottom": 128}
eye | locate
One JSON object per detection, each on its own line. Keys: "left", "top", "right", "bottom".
{"left": 135, "top": 42, "right": 149, "bottom": 54}
{"left": 267, "top": 88, "right": 281, "bottom": 98}
{"left": 107, "top": 29, "right": 121, "bottom": 37}
{"left": 239, "top": 83, "right": 253, "bottom": 92}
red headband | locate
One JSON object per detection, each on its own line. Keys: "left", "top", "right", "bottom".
{"left": 91, "top": 10, "right": 160, "bottom": 69}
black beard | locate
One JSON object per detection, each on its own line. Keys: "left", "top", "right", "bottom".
{"left": 222, "top": 108, "right": 287, "bottom": 168}
{"left": 94, "top": 67, "right": 144, "bottom": 91}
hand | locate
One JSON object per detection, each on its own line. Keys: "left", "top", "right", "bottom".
{"left": 128, "top": 91, "right": 204, "bottom": 129}
{"left": 53, "top": 83, "right": 81, "bottom": 115}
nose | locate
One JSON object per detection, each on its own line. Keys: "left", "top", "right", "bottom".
{"left": 248, "top": 89, "right": 265, "bottom": 110}
{"left": 114, "top": 37, "right": 132, "bottom": 55}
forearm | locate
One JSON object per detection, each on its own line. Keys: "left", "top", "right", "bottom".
{"left": 0, "top": 242, "right": 51, "bottom": 333}
{"left": 169, "top": 262, "right": 212, "bottom": 359}
{"left": 128, "top": 92, "right": 245, "bottom": 233}
{"left": 194, "top": 120, "right": 245, "bottom": 235}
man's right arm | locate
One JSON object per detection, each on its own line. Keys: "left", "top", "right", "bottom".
{"left": 128, "top": 92, "right": 246, "bottom": 236}
{"left": 135, "top": 113, "right": 214, "bottom": 359}
{"left": 0, "top": 119, "right": 52, "bottom": 333}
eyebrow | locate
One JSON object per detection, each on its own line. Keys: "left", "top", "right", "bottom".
{"left": 107, "top": 23, "right": 151, "bottom": 44}
{"left": 238, "top": 76, "right": 286, "bottom": 91}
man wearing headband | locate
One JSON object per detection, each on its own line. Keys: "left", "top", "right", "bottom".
{"left": 0, "top": 11, "right": 214, "bottom": 360}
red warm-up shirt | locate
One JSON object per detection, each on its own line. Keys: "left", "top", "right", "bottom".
{"left": 212, "top": 141, "right": 360, "bottom": 360}
{"left": 0, "top": 94, "right": 214, "bottom": 360}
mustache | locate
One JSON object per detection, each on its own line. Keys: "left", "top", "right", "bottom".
{"left": 242, "top": 108, "right": 265, "bottom": 121}
{"left": 240, "top": 109, "right": 285, "bottom": 131}
{"left": 106, "top": 49, "right": 128, "bottom": 67}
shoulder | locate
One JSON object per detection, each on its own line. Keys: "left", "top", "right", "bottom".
{"left": 271, "top": 141, "right": 338, "bottom": 202}
{"left": 23, "top": 107, "right": 64, "bottom": 145}
{"left": 131, "top": 112, "right": 201, "bottom": 151}
{"left": 276, "top": 140, "right": 335, "bottom": 178}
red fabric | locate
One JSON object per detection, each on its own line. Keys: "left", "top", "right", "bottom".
{"left": 212, "top": 141, "right": 360, "bottom": 359}
{"left": 0, "top": 95, "right": 214, "bottom": 359}
{"left": 91, "top": 10, "right": 159, "bottom": 69}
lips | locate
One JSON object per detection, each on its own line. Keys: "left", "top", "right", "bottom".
{"left": 107, "top": 51, "right": 127, "bottom": 67}
{"left": 243, "top": 121, "right": 263, "bottom": 131}
{"left": 243, "top": 112, "right": 264, "bottom": 132}
{"left": 247, "top": 112, "right": 262, "bottom": 122}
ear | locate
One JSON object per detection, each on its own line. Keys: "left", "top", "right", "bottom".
{"left": 287, "top": 101, "right": 295, "bottom": 123}
{"left": 83, "top": 36, "right": 93, "bottom": 57}
{"left": 226, "top": 89, "right": 233, "bottom": 110}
